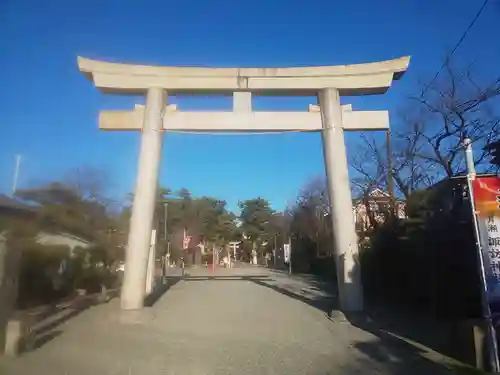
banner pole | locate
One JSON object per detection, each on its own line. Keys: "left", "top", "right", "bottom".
{"left": 464, "top": 137, "right": 500, "bottom": 373}
{"left": 288, "top": 236, "right": 292, "bottom": 275}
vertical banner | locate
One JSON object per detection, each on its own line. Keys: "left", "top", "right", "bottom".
{"left": 146, "top": 229, "right": 157, "bottom": 294}
{"left": 183, "top": 236, "right": 191, "bottom": 250}
{"left": 472, "top": 176, "right": 500, "bottom": 317}
{"left": 283, "top": 244, "right": 290, "bottom": 263}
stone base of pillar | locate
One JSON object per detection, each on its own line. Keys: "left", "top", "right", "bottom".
{"left": 4, "top": 319, "right": 30, "bottom": 357}
{"left": 336, "top": 253, "right": 363, "bottom": 312}
{"left": 327, "top": 309, "right": 348, "bottom": 323}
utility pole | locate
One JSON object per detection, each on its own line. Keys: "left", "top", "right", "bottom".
{"left": 386, "top": 130, "right": 396, "bottom": 217}
{"left": 288, "top": 236, "right": 292, "bottom": 275}
{"left": 12, "top": 154, "right": 21, "bottom": 197}
{"left": 164, "top": 202, "right": 168, "bottom": 241}
{"left": 273, "top": 233, "right": 277, "bottom": 268}
{"left": 107, "top": 228, "right": 116, "bottom": 242}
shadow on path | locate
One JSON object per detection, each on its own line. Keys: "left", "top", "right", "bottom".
{"left": 32, "top": 304, "right": 91, "bottom": 337}
{"left": 144, "top": 276, "right": 182, "bottom": 307}
{"left": 22, "top": 292, "right": 119, "bottom": 354}
{"left": 30, "top": 329, "right": 63, "bottom": 350}
{"left": 343, "top": 312, "right": 465, "bottom": 375}
{"left": 245, "top": 274, "right": 465, "bottom": 375}
{"left": 250, "top": 277, "right": 338, "bottom": 314}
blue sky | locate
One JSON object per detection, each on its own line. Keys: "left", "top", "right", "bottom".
{"left": 1, "top": 0, "right": 499, "bottom": 212}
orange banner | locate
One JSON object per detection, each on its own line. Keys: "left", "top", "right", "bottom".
{"left": 473, "top": 176, "right": 500, "bottom": 217}
{"left": 472, "top": 176, "right": 500, "bottom": 305}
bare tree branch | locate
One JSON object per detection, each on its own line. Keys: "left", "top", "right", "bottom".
{"left": 351, "top": 57, "right": 500, "bottom": 201}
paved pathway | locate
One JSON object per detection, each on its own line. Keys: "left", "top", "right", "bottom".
{"left": 0, "top": 264, "right": 465, "bottom": 375}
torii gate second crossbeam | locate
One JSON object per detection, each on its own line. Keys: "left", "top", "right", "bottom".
{"left": 98, "top": 103, "right": 389, "bottom": 133}
{"left": 78, "top": 56, "right": 410, "bottom": 313}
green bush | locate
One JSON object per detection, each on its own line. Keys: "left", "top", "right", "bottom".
{"left": 70, "top": 245, "right": 118, "bottom": 292}
{"left": 12, "top": 241, "right": 119, "bottom": 309}
{"left": 360, "top": 215, "right": 482, "bottom": 319}
{"left": 309, "top": 255, "right": 337, "bottom": 281}
{"left": 16, "top": 241, "right": 72, "bottom": 309}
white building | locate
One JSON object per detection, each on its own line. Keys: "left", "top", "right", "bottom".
{"left": 352, "top": 189, "right": 406, "bottom": 235}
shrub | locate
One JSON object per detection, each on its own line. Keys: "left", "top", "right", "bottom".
{"left": 10, "top": 241, "right": 119, "bottom": 309}
{"left": 16, "top": 241, "right": 72, "bottom": 309}
{"left": 70, "top": 245, "right": 118, "bottom": 292}
{"left": 360, "top": 215, "right": 482, "bottom": 319}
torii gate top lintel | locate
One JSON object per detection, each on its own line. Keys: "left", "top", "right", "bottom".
{"left": 78, "top": 56, "right": 410, "bottom": 96}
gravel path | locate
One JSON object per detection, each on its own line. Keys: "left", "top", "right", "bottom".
{"left": 0, "top": 265, "right": 461, "bottom": 375}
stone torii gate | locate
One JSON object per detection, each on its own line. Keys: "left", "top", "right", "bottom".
{"left": 78, "top": 56, "right": 410, "bottom": 313}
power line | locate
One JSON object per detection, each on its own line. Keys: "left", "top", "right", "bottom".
{"left": 422, "top": 0, "right": 490, "bottom": 96}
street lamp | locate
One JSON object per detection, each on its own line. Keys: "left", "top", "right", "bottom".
{"left": 163, "top": 202, "right": 168, "bottom": 241}
{"left": 107, "top": 228, "right": 117, "bottom": 242}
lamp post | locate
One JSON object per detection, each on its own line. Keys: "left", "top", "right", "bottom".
{"left": 107, "top": 228, "right": 116, "bottom": 242}
{"left": 273, "top": 233, "right": 277, "bottom": 268}
{"left": 164, "top": 202, "right": 168, "bottom": 241}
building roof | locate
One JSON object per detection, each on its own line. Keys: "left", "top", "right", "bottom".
{"left": 0, "top": 195, "right": 94, "bottom": 243}
{"left": 0, "top": 194, "right": 37, "bottom": 212}
{"left": 353, "top": 188, "right": 404, "bottom": 204}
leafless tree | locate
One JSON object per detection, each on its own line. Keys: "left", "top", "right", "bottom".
{"left": 410, "top": 61, "right": 499, "bottom": 177}
{"left": 64, "top": 166, "right": 116, "bottom": 209}
{"left": 349, "top": 134, "right": 397, "bottom": 231}
{"left": 350, "top": 58, "right": 500, "bottom": 200}
{"left": 289, "top": 176, "right": 334, "bottom": 256}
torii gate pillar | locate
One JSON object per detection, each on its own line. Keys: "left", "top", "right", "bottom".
{"left": 121, "top": 88, "right": 165, "bottom": 310}
{"left": 319, "top": 88, "right": 362, "bottom": 311}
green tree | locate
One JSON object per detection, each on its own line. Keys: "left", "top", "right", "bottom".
{"left": 238, "top": 198, "right": 275, "bottom": 260}
{"left": 121, "top": 187, "right": 239, "bottom": 263}
{"left": 15, "top": 181, "right": 112, "bottom": 244}
{"left": 287, "top": 177, "right": 335, "bottom": 274}
{"left": 14, "top": 168, "right": 124, "bottom": 281}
